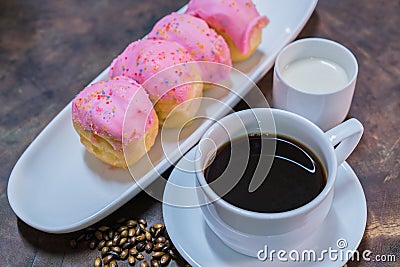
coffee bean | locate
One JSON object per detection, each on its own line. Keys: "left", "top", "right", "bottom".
{"left": 122, "top": 241, "right": 132, "bottom": 250}
{"left": 153, "top": 243, "right": 164, "bottom": 252}
{"left": 152, "top": 252, "right": 165, "bottom": 259}
{"left": 129, "top": 236, "right": 137, "bottom": 246}
{"left": 101, "top": 247, "right": 109, "bottom": 257}
{"left": 126, "top": 220, "right": 137, "bottom": 228}
{"left": 119, "top": 237, "right": 127, "bottom": 246}
{"left": 98, "top": 240, "right": 106, "bottom": 250}
{"left": 111, "top": 246, "right": 121, "bottom": 254}
{"left": 120, "top": 229, "right": 128, "bottom": 238}
{"left": 95, "top": 231, "right": 103, "bottom": 241}
{"left": 160, "top": 253, "right": 171, "bottom": 266}
{"left": 163, "top": 229, "right": 169, "bottom": 240}
{"left": 164, "top": 240, "right": 171, "bottom": 248}
{"left": 98, "top": 226, "right": 110, "bottom": 232}
{"left": 154, "top": 228, "right": 162, "bottom": 238}
{"left": 128, "top": 228, "right": 136, "bottom": 237}
{"left": 107, "top": 230, "right": 114, "bottom": 240}
{"left": 139, "top": 224, "right": 146, "bottom": 232}
{"left": 109, "top": 260, "right": 118, "bottom": 267}
{"left": 106, "top": 251, "right": 120, "bottom": 260}
{"left": 153, "top": 223, "right": 164, "bottom": 230}
{"left": 138, "top": 218, "right": 147, "bottom": 227}
{"left": 82, "top": 218, "right": 188, "bottom": 267}
{"left": 145, "top": 231, "right": 152, "bottom": 241}
{"left": 150, "top": 227, "right": 156, "bottom": 237}
{"left": 151, "top": 259, "right": 161, "bottom": 267}
{"left": 117, "top": 226, "right": 127, "bottom": 233}
{"left": 162, "top": 242, "right": 171, "bottom": 252}
{"left": 103, "top": 232, "right": 110, "bottom": 241}
{"left": 128, "top": 255, "right": 136, "bottom": 266}
{"left": 145, "top": 242, "right": 154, "bottom": 253}
{"left": 129, "top": 247, "right": 138, "bottom": 256}
{"left": 136, "top": 235, "right": 146, "bottom": 243}
{"left": 103, "top": 255, "right": 113, "bottom": 264}
{"left": 136, "top": 242, "right": 146, "bottom": 252}
{"left": 112, "top": 234, "right": 120, "bottom": 246}
{"left": 136, "top": 253, "right": 144, "bottom": 260}
{"left": 155, "top": 237, "right": 166, "bottom": 244}
{"left": 89, "top": 239, "right": 97, "bottom": 250}
{"left": 120, "top": 249, "right": 129, "bottom": 260}
{"left": 169, "top": 249, "right": 179, "bottom": 260}
{"left": 86, "top": 227, "right": 96, "bottom": 232}
{"left": 94, "top": 256, "right": 102, "bottom": 267}
{"left": 135, "top": 227, "right": 142, "bottom": 236}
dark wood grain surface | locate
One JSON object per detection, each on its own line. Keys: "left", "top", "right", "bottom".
{"left": 1, "top": 0, "right": 399, "bottom": 266}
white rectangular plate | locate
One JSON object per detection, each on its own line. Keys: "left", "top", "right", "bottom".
{"left": 7, "top": 0, "right": 318, "bottom": 233}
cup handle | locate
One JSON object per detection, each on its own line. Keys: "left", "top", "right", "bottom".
{"left": 324, "top": 118, "right": 364, "bottom": 166}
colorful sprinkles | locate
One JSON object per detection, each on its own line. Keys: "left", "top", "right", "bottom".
{"left": 109, "top": 39, "right": 201, "bottom": 103}
{"left": 146, "top": 12, "right": 232, "bottom": 81}
{"left": 72, "top": 76, "right": 155, "bottom": 143}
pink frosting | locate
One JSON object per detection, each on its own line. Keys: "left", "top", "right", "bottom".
{"left": 109, "top": 39, "right": 201, "bottom": 103}
{"left": 146, "top": 13, "right": 232, "bottom": 82}
{"left": 72, "top": 76, "right": 156, "bottom": 146}
{"left": 186, "top": 0, "right": 269, "bottom": 54}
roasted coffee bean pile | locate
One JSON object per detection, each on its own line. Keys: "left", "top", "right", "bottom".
{"left": 70, "top": 217, "right": 191, "bottom": 267}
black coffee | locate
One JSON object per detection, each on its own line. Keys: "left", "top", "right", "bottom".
{"left": 204, "top": 134, "right": 327, "bottom": 213}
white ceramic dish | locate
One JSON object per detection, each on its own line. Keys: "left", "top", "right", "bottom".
{"left": 7, "top": 0, "right": 318, "bottom": 233}
{"left": 163, "top": 147, "right": 367, "bottom": 267}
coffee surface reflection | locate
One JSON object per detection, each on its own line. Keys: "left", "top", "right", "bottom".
{"left": 204, "top": 134, "right": 327, "bottom": 213}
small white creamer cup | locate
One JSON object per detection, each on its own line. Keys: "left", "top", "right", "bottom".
{"left": 272, "top": 38, "right": 358, "bottom": 131}
{"left": 195, "top": 108, "right": 363, "bottom": 257}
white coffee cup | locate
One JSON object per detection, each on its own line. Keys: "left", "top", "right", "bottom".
{"left": 195, "top": 108, "right": 363, "bottom": 256}
{"left": 272, "top": 38, "right": 358, "bottom": 131}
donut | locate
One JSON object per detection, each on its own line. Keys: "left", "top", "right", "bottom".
{"left": 109, "top": 39, "right": 203, "bottom": 128}
{"left": 186, "top": 0, "right": 269, "bottom": 62}
{"left": 147, "top": 12, "right": 232, "bottom": 85}
{"left": 72, "top": 76, "right": 158, "bottom": 168}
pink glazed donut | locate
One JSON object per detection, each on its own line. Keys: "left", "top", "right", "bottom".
{"left": 147, "top": 12, "right": 232, "bottom": 85}
{"left": 109, "top": 39, "right": 203, "bottom": 128}
{"left": 186, "top": 0, "right": 269, "bottom": 62}
{"left": 72, "top": 76, "right": 158, "bottom": 168}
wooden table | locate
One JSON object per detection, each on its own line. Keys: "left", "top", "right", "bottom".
{"left": 1, "top": 0, "right": 398, "bottom": 266}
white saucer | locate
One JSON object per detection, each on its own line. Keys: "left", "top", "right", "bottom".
{"left": 163, "top": 147, "right": 367, "bottom": 267}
